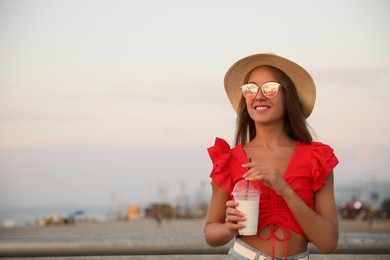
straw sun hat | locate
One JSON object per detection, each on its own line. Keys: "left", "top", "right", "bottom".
{"left": 224, "top": 53, "right": 316, "bottom": 118}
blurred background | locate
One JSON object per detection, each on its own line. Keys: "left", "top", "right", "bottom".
{"left": 0, "top": 0, "right": 389, "bottom": 228}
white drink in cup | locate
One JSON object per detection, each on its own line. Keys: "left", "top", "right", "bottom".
{"left": 235, "top": 198, "right": 259, "bottom": 235}
{"left": 232, "top": 180, "right": 260, "bottom": 236}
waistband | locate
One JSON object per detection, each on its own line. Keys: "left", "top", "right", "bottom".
{"left": 232, "top": 238, "right": 309, "bottom": 260}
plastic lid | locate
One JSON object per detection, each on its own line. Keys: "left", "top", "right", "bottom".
{"left": 232, "top": 179, "right": 260, "bottom": 194}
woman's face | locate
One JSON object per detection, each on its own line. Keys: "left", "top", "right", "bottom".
{"left": 245, "top": 67, "right": 286, "bottom": 125}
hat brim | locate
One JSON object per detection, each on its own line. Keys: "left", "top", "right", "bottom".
{"left": 224, "top": 53, "right": 316, "bottom": 118}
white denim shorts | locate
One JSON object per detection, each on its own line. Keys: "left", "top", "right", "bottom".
{"left": 226, "top": 238, "right": 309, "bottom": 260}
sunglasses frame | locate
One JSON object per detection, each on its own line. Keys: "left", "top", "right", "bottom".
{"left": 240, "top": 82, "right": 281, "bottom": 99}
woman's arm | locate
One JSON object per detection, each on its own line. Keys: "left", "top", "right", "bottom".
{"left": 282, "top": 171, "right": 339, "bottom": 253}
{"left": 204, "top": 181, "right": 244, "bottom": 247}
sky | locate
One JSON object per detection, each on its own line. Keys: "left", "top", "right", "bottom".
{"left": 0, "top": 0, "right": 389, "bottom": 210}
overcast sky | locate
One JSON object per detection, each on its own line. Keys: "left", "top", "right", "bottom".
{"left": 1, "top": 0, "right": 389, "bottom": 209}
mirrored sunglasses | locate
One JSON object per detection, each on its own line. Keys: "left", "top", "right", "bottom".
{"left": 240, "top": 82, "right": 281, "bottom": 99}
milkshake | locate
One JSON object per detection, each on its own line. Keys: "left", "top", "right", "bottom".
{"left": 235, "top": 198, "right": 259, "bottom": 235}
{"left": 232, "top": 179, "right": 260, "bottom": 236}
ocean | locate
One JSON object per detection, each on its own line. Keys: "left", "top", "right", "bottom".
{"left": 0, "top": 204, "right": 117, "bottom": 228}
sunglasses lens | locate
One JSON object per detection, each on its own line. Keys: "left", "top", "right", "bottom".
{"left": 262, "top": 82, "right": 280, "bottom": 98}
{"left": 241, "top": 84, "right": 258, "bottom": 99}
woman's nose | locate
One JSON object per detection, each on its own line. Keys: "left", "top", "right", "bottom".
{"left": 255, "top": 89, "right": 266, "bottom": 100}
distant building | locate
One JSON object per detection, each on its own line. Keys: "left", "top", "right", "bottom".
{"left": 145, "top": 203, "right": 176, "bottom": 219}
{"left": 3, "top": 219, "right": 16, "bottom": 229}
{"left": 125, "top": 205, "right": 141, "bottom": 220}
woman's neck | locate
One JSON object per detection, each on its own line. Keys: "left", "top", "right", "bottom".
{"left": 250, "top": 122, "right": 294, "bottom": 148}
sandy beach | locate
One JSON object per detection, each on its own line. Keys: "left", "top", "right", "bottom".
{"left": 1, "top": 218, "right": 389, "bottom": 259}
{"left": 1, "top": 217, "right": 389, "bottom": 237}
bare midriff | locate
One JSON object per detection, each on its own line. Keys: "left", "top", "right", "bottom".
{"left": 239, "top": 226, "right": 308, "bottom": 257}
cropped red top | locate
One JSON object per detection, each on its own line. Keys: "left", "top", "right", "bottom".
{"left": 207, "top": 137, "right": 339, "bottom": 258}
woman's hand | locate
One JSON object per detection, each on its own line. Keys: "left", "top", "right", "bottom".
{"left": 224, "top": 200, "right": 245, "bottom": 236}
{"left": 242, "top": 161, "right": 293, "bottom": 197}
{"left": 204, "top": 182, "right": 245, "bottom": 246}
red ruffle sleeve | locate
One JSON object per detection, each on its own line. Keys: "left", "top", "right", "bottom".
{"left": 207, "top": 138, "right": 234, "bottom": 193}
{"left": 311, "top": 142, "right": 339, "bottom": 192}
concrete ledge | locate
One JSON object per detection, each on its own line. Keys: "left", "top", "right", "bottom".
{"left": 0, "top": 233, "right": 389, "bottom": 257}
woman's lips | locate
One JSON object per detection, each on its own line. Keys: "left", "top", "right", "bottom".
{"left": 254, "top": 105, "right": 270, "bottom": 111}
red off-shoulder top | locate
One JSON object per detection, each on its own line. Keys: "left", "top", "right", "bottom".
{"left": 207, "top": 137, "right": 339, "bottom": 258}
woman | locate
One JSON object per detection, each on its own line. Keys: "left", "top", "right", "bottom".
{"left": 204, "top": 53, "right": 339, "bottom": 260}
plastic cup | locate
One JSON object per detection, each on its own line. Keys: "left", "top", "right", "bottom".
{"left": 232, "top": 180, "right": 260, "bottom": 236}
